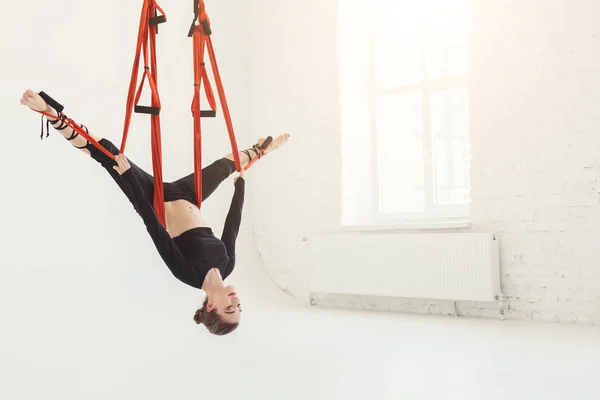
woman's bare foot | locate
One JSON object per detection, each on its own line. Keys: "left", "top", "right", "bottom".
{"left": 257, "top": 133, "right": 290, "bottom": 155}
{"left": 20, "top": 90, "right": 51, "bottom": 113}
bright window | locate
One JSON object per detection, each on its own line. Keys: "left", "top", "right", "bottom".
{"left": 339, "top": 0, "right": 472, "bottom": 227}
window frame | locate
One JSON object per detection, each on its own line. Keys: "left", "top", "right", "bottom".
{"left": 365, "top": 1, "right": 472, "bottom": 226}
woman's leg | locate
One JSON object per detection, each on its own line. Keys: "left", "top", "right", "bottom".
{"left": 21, "top": 90, "right": 156, "bottom": 201}
{"left": 170, "top": 134, "right": 290, "bottom": 203}
{"left": 170, "top": 156, "right": 243, "bottom": 204}
{"left": 85, "top": 138, "right": 156, "bottom": 202}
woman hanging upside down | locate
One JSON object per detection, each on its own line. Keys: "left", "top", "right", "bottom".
{"left": 20, "top": 89, "right": 290, "bottom": 336}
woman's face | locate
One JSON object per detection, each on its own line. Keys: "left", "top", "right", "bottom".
{"left": 205, "top": 269, "right": 242, "bottom": 323}
{"left": 211, "top": 285, "right": 242, "bottom": 324}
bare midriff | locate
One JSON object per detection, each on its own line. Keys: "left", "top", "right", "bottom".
{"left": 164, "top": 200, "right": 209, "bottom": 238}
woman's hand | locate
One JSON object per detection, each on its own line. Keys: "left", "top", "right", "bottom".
{"left": 234, "top": 167, "right": 246, "bottom": 183}
{"left": 113, "top": 154, "right": 131, "bottom": 175}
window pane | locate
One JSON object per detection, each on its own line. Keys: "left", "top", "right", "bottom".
{"left": 424, "top": 0, "right": 471, "bottom": 79}
{"left": 374, "top": 0, "right": 423, "bottom": 88}
{"left": 431, "top": 88, "right": 470, "bottom": 206}
{"left": 377, "top": 91, "right": 425, "bottom": 213}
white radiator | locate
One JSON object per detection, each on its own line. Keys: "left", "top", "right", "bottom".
{"left": 307, "top": 232, "right": 501, "bottom": 302}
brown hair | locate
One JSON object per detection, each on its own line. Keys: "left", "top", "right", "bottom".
{"left": 193, "top": 298, "right": 239, "bottom": 336}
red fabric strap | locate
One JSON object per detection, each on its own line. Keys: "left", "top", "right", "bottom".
{"left": 191, "top": 0, "right": 242, "bottom": 209}
{"left": 35, "top": 110, "right": 116, "bottom": 160}
{"left": 121, "top": 0, "right": 166, "bottom": 226}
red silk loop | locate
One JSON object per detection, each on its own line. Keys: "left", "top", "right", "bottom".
{"left": 33, "top": 0, "right": 268, "bottom": 227}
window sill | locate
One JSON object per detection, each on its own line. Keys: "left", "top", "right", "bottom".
{"left": 340, "top": 219, "right": 472, "bottom": 232}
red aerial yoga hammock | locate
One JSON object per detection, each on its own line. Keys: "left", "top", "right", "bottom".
{"left": 33, "top": 0, "right": 270, "bottom": 228}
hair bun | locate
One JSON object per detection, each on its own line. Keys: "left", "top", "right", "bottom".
{"left": 194, "top": 309, "right": 204, "bottom": 325}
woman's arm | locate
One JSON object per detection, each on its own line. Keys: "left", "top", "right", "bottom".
{"left": 114, "top": 155, "right": 191, "bottom": 269}
{"left": 220, "top": 176, "right": 245, "bottom": 273}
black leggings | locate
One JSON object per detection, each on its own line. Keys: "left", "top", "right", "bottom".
{"left": 87, "top": 139, "right": 236, "bottom": 206}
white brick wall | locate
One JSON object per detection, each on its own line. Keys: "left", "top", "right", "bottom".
{"left": 247, "top": 0, "right": 600, "bottom": 324}
{"left": 246, "top": 0, "right": 342, "bottom": 299}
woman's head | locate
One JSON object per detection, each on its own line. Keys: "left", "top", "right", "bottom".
{"left": 195, "top": 268, "right": 242, "bottom": 336}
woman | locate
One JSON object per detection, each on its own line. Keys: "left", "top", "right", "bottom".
{"left": 20, "top": 89, "right": 290, "bottom": 336}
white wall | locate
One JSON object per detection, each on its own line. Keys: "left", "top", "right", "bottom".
{"left": 247, "top": 0, "right": 342, "bottom": 298}
{"left": 248, "top": 0, "right": 600, "bottom": 325}
{"left": 467, "top": 0, "right": 600, "bottom": 324}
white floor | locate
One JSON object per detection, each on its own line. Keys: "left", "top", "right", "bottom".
{"left": 4, "top": 258, "right": 600, "bottom": 400}
{"left": 0, "top": 190, "right": 598, "bottom": 400}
